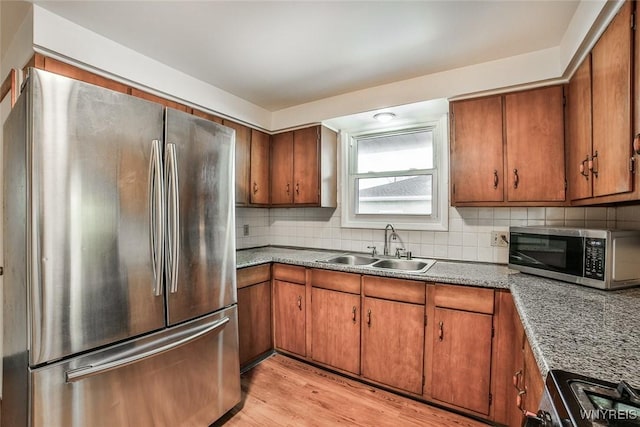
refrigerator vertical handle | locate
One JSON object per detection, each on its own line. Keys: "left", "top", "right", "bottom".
{"left": 166, "top": 143, "right": 180, "bottom": 294}
{"left": 149, "top": 139, "right": 165, "bottom": 297}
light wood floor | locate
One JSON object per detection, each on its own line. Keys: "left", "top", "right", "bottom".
{"left": 214, "top": 354, "right": 489, "bottom": 427}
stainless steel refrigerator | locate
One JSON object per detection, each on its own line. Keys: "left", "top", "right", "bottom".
{"left": 3, "top": 68, "right": 240, "bottom": 426}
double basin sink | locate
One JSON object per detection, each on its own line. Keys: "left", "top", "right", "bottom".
{"left": 320, "top": 254, "right": 436, "bottom": 274}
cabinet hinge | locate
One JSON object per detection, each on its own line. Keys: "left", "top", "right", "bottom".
{"left": 489, "top": 392, "right": 493, "bottom": 406}
{"left": 631, "top": 157, "right": 636, "bottom": 173}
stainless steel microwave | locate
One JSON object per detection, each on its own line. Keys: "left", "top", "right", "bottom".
{"left": 508, "top": 227, "right": 640, "bottom": 290}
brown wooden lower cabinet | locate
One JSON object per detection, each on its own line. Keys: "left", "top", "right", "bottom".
{"left": 237, "top": 281, "right": 272, "bottom": 366}
{"left": 431, "top": 307, "right": 493, "bottom": 415}
{"left": 310, "top": 287, "right": 360, "bottom": 374}
{"left": 361, "top": 296, "right": 425, "bottom": 394}
{"left": 237, "top": 265, "right": 273, "bottom": 367}
{"left": 273, "top": 279, "right": 306, "bottom": 356}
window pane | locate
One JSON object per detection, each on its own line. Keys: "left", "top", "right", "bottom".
{"left": 357, "top": 130, "right": 433, "bottom": 173}
{"left": 357, "top": 175, "right": 432, "bottom": 215}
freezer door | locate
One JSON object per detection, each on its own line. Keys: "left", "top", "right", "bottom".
{"left": 29, "top": 306, "right": 241, "bottom": 427}
{"left": 27, "top": 69, "right": 166, "bottom": 365}
{"left": 165, "top": 108, "right": 237, "bottom": 325}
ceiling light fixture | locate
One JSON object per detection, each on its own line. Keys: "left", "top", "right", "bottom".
{"left": 373, "top": 112, "right": 396, "bottom": 123}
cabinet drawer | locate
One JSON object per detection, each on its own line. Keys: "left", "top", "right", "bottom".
{"left": 310, "top": 269, "right": 360, "bottom": 294}
{"left": 237, "top": 264, "right": 271, "bottom": 289}
{"left": 273, "top": 264, "right": 306, "bottom": 284}
{"left": 433, "top": 284, "right": 494, "bottom": 314}
{"left": 363, "top": 276, "right": 426, "bottom": 305}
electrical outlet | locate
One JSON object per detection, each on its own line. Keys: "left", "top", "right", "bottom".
{"left": 243, "top": 224, "right": 250, "bottom": 236}
{"left": 491, "top": 231, "right": 509, "bottom": 247}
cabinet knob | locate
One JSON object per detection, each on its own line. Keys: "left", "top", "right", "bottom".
{"left": 295, "top": 182, "right": 300, "bottom": 195}
{"left": 253, "top": 182, "right": 259, "bottom": 194}
{"left": 513, "top": 169, "right": 519, "bottom": 189}
{"left": 493, "top": 170, "right": 499, "bottom": 189}
{"left": 366, "top": 308, "right": 371, "bottom": 327}
{"left": 297, "top": 295, "right": 302, "bottom": 310}
{"left": 352, "top": 306, "right": 357, "bottom": 323}
{"left": 438, "top": 321, "right": 444, "bottom": 341}
{"left": 286, "top": 183, "right": 290, "bottom": 195}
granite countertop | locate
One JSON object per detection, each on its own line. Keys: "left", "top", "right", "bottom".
{"left": 237, "top": 246, "right": 640, "bottom": 389}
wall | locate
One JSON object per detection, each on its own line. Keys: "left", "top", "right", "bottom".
{"left": 235, "top": 205, "right": 632, "bottom": 264}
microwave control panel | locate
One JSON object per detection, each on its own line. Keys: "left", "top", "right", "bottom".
{"left": 584, "top": 238, "right": 605, "bottom": 280}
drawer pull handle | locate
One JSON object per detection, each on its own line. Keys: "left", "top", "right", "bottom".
{"left": 438, "top": 321, "right": 444, "bottom": 341}
{"left": 297, "top": 295, "right": 302, "bottom": 310}
{"left": 493, "top": 169, "right": 499, "bottom": 189}
{"left": 352, "top": 306, "right": 357, "bottom": 323}
{"left": 513, "top": 169, "right": 519, "bottom": 189}
{"left": 366, "top": 308, "right": 371, "bottom": 327}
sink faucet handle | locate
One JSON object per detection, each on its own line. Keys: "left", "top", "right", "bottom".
{"left": 366, "top": 245, "right": 377, "bottom": 256}
{"left": 395, "top": 247, "right": 406, "bottom": 259}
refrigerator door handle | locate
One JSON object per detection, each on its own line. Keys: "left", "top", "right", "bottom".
{"left": 64, "top": 316, "right": 230, "bottom": 383}
{"left": 166, "top": 143, "right": 180, "bottom": 294}
{"left": 149, "top": 139, "right": 165, "bottom": 296}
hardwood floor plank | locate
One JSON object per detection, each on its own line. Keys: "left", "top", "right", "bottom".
{"left": 214, "top": 354, "right": 488, "bottom": 427}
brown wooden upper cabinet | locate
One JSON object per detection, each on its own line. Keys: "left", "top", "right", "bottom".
{"left": 451, "top": 86, "right": 565, "bottom": 206}
{"left": 250, "top": 129, "right": 271, "bottom": 205}
{"left": 568, "top": 1, "right": 635, "bottom": 204}
{"left": 222, "top": 119, "right": 252, "bottom": 206}
{"left": 450, "top": 96, "right": 504, "bottom": 204}
{"left": 270, "top": 125, "right": 337, "bottom": 207}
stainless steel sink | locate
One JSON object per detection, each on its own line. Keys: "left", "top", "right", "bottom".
{"left": 370, "top": 258, "right": 436, "bottom": 273}
{"left": 322, "top": 254, "right": 380, "bottom": 265}
{"left": 320, "top": 253, "right": 436, "bottom": 273}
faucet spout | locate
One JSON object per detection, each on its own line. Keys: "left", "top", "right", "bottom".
{"left": 383, "top": 224, "right": 396, "bottom": 256}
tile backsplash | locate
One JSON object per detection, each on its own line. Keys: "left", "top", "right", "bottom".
{"left": 236, "top": 205, "right": 640, "bottom": 264}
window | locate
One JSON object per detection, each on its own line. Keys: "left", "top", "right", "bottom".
{"left": 341, "top": 116, "right": 448, "bottom": 230}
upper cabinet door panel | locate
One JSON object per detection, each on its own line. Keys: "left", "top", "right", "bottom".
{"left": 567, "top": 55, "right": 593, "bottom": 201}
{"left": 293, "top": 126, "right": 320, "bottom": 204}
{"left": 451, "top": 96, "right": 504, "bottom": 203}
{"left": 592, "top": 0, "right": 633, "bottom": 197}
{"left": 250, "top": 129, "right": 271, "bottom": 205}
{"left": 223, "top": 120, "right": 252, "bottom": 206}
{"left": 505, "top": 86, "right": 565, "bottom": 202}
{"left": 271, "top": 131, "right": 294, "bottom": 205}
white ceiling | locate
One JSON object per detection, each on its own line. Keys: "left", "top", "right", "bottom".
{"left": 32, "top": 1, "right": 580, "bottom": 112}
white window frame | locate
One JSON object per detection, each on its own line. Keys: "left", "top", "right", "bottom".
{"left": 340, "top": 115, "right": 449, "bottom": 231}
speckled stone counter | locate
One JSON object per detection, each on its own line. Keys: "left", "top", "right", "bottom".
{"left": 237, "top": 246, "right": 640, "bottom": 388}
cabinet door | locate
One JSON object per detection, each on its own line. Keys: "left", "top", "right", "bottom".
{"left": 271, "top": 131, "right": 294, "bottom": 205}
{"left": 505, "top": 86, "right": 565, "bottom": 202}
{"left": 432, "top": 307, "right": 493, "bottom": 415}
{"left": 592, "top": 1, "right": 633, "bottom": 197}
{"left": 522, "top": 339, "right": 544, "bottom": 415}
{"left": 311, "top": 288, "right": 360, "bottom": 374}
{"left": 250, "top": 129, "right": 270, "bottom": 205}
{"left": 237, "top": 281, "right": 272, "bottom": 366}
{"left": 293, "top": 126, "right": 320, "bottom": 204}
{"left": 273, "top": 280, "right": 305, "bottom": 356}
{"left": 567, "top": 55, "right": 593, "bottom": 201}
{"left": 130, "top": 88, "right": 189, "bottom": 111}
{"left": 223, "top": 120, "right": 251, "bottom": 206}
{"left": 451, "top": 96, "right": 504, "bottom": 203}
{"left": 192, "top": 109, "right": 223, "bottom": 124}
{"left": 362, "top": 297, "right": 424, "bottom": 394}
